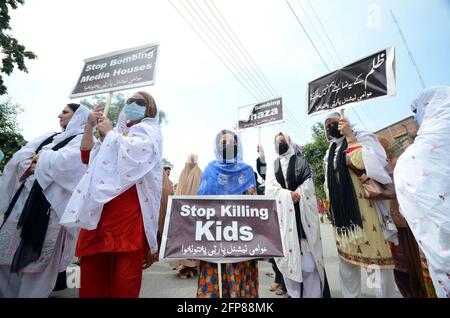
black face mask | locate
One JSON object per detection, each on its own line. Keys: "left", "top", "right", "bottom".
{"left": 220, "top": 143, "right": 238, "bottom": 161}
{"left": 327, "top": 122, "right": 343, "bottom": 139}
{"left": 277, "top": 141, "right": 289, "bottom": 155}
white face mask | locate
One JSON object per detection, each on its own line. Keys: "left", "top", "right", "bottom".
{"left": 124, "top": 102, "right": 146, "bottom": 121}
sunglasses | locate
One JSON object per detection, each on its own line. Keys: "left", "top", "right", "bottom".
{"left": 126, "top": 98, "right": 148, "bottom": 107}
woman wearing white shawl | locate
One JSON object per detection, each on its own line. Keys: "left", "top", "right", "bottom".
{"left": 60, "top": 91, "right": 162, "bottom": 298}
{"left": 265, "top": 132, "right": 329, "bottom": 298}
{"left": 0, "top": 104, "right": 89, "bottom": 298}
{"left": 323, "top": 112, "right": 397, "bottom": 298}
{"left": 394, "top": 86, "right": 450, "bottom": 298}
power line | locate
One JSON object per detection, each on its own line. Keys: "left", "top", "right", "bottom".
{"left": 171, "top": 0, "right": 309, "bottom": 142}
{"left": 207, "top": 1, "right": 310, "bottom": 134}
{"left": 207, "top": 0, "right": 310, "bottom": 141}
{"left": 306, "top": 0, "right": 344, "bottom": 66}
{"left": 390, "top": 9, "right": 426, "bottom": 89}
{"left": 167, "top": 0, "right": 260, "bottom": 101}
{"left": 284, "top": 0, "right": 330, "bottom": 71}
{"left": 285, "top": 0, "right": 365, "bottom": 134}
{"left": 295, "top": 0, "right": 340, "bottom": 68}
{"left": 188, "top": 0, "right": 271, "bottom": 100}
{"left": 299, "top": 0, "right": 369, "bottom": 131}
{"left": 206, "top": 0, "right": 278, "bottom": 97}
{"left": 178, "top": 0, "right": 269, "bottom": 101}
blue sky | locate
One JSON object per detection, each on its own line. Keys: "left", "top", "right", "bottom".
{"left": 3, "top": 0, "right": 450, "bottom": 180}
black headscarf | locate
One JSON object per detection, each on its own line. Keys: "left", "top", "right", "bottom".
{"left": 326, "top": 139, "right": 362, "bottom": 236}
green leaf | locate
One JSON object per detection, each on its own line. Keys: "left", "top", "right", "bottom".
{"left": 0, "top": 0, "right": 37, "bottom": 95}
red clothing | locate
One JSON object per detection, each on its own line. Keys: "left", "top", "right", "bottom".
{"left": 346, "top": 145, "right": 363, "bottom": 153}
{"left": 77, "top": 149, "right": 148, "bottom": 298}
{"left": 80, "top": 148, "right": 90, "bottom": 165}
{"left": 76, "top": 149, "right": 146, "bottom": 257}
{"left": 75, "top": 184, "right": 145, "bottom": 256}
{"left": 79, "top": 250, "right": 144, "bottom": 298}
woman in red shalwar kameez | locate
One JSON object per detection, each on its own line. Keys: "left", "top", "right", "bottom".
{"left": 61, "top": 91, "right": 163, "bottom": 298}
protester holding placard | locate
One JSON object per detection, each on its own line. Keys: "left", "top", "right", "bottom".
{"left": 265, "top": 132, "right": 329, "bottom": 298}
{"left": 0, "top": 104, "right": 89, "bottom": 297}
{"left": 60, "top": 91, "right": 162, "bottom": 298}
{"left": 394, "top": 86, "right": 450, "bottom": 298}
{"left": 323, "top": 112, "right": 398, "bottom": 298}
{"left": 196, "top": 129, "right": 258, "bottom": 298}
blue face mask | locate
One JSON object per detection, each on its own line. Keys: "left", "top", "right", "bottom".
{"left": 124, "top": 102, "right": 146, "bottom": 122}
{"left": 0, "top": 150, "right": 4, "bottom": 162}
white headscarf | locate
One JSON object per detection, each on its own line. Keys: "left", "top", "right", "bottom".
{"left": 274, "top": 132, "right": 295, "bottom": 180}
{"left": 323, "top": 112, "right": 345, "bottom": 144}
{"left": 34, "top": 105, "right": 90, "bottom": 217}
{"left": 394, "top": 86, "right": 450, "bottom": 297}
{"left": 0, "top": 105, "right": 89, "bottom": 215}
{"left": 60, "top": 107, "right": 163, "bottom": 254}
{"left": 51, "top": 105, "right": 90, "bottom": 145}
{"left": 410, "top": 87, "right": 450, "bottom": 126}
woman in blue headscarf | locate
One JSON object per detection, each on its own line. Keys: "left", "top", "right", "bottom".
{"left": 197, "top": 129, "right": 258, "bottom": 298}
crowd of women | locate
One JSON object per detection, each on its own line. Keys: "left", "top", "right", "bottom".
{"left": 0, "top": 86, "right": 448, "bottom": 298}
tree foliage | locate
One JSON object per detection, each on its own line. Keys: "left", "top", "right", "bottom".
{"left": 0, "top": 97, "right": 26, "bottom": 170}
{"left": 301, "top": 123, "right": 329, "bottom": 200}
{"left": 0, "top": 0, "right": 37, "bottom": 95}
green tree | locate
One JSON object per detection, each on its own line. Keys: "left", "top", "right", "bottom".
{"left": 0, "top": 97, "right": 26, "bottom": 170}
{"left": 1, "top": 0, "right": 37, "bottom": 95}
{"left": 80, "top": 93, "right": 126, "bottom": 126}
{"left": 301, "top": 123, "right": 329, "bottom": 200}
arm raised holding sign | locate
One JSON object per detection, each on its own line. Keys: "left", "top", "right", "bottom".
{"left": 96, "top": 117, "right": 113, "bottom": 139}
{"left": 338, "top": 109, "right": 357, "bottom": 146}
{"left": 80, "top": 105, "right": 104, "bottom": 151}
{"left": 60, "top": 91, "right": 163, "bottom": 299}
